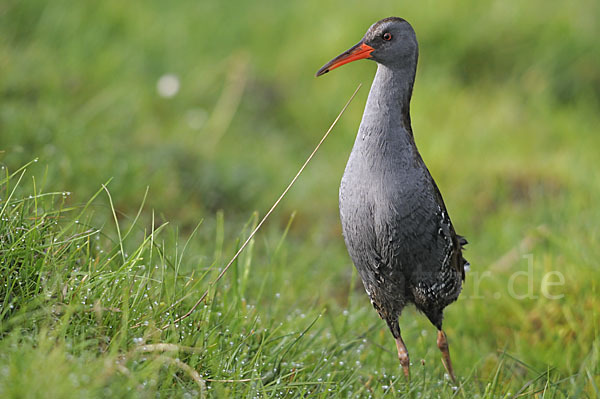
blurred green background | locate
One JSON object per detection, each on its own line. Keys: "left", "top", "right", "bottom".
{"left": 1, "top": 0, "right": 599, "bottom": 397}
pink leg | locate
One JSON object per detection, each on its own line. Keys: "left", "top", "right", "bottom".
{"left": 395, "top": 335, "right": 410, "bottom": 381}
{"left": 437, "top": 330, "right": 457, "bottom": 383}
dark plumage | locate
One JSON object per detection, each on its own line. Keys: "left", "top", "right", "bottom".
{"left": 316, "top": 17, "right": 468, "bottom": 382}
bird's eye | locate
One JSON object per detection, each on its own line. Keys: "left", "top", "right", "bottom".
{"left": 383, "top": 32, "right": 392, "bottom": 41}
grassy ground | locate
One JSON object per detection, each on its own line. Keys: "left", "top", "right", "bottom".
{"left": 1, "top": 0, "right": 599, "bottom": 397}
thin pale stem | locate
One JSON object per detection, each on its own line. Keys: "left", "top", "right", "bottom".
{"left": 162, "top": 84, "right": 363, "bottom": 330}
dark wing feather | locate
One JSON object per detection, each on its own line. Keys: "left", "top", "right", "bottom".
{"left": 430, "top": 177, "right": 468, "bottom": 281}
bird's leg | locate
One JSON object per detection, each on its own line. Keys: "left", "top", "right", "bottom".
{"left": 395, "top": 335, "right": 410, "bottom": 381}
{"left": 437, "top": 329, "right": 456, "bottom": 384}
{"left": 386, "top": 318, "right": 411, "bottom": 381}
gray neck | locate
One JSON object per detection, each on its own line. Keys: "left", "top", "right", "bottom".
{"left": 357, "top": 62, "right": 417, "bottom": 148}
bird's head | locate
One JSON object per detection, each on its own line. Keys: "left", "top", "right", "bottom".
{"left": 316, "top": 17, "right": 418, "bottom": 77}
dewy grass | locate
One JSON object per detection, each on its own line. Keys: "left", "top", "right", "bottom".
{"left": 1, "top": 162, "right": 598, "bottom": 398}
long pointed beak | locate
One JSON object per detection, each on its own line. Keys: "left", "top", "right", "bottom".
{"left": 315, "top": 41, "right": 374, "bottom": 77}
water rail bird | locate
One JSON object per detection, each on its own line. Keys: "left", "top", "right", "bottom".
{"left": 316, "top": 17, "right": 468, "bottom": 382}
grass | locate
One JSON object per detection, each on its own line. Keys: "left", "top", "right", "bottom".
{"left": 1, "top": 0, "right": 600, "bottom": 397}
{"left": 2, "top": 163, "right": 597, "bottom": 398}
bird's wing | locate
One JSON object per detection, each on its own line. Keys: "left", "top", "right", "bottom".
{"left": 430, "top": 179, "right": 468, "bottom": 281}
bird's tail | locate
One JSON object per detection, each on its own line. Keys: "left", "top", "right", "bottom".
{"left": 457, "top": 235, "right": 470, "bottom": 279}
